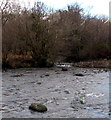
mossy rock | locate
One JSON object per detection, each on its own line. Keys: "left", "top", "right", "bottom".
{"left": 29, "top": 103, "right": 47, "bottom": 112}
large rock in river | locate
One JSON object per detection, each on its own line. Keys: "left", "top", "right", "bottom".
{"left": 29, "top": 103, "right": 47, "bottom": 112}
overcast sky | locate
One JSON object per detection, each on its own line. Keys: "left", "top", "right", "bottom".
{"left": 20, "top": 0, "right": 110, "bottom": 16}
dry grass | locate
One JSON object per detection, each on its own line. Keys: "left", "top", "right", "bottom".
{"left": 73, "top": 59, "right": 110, "bottom": 68}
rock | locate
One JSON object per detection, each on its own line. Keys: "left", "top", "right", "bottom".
{"left": 97, "top": 82, "right": 101, "bottom": 84}
{"left": 55, "top": 70, "right": 59, "bottom": 72}
{"left": 80, "top": 99, "right": 86, "bottom": 104}
{"left": 82, "top": 88, "right": 85, "bottom": 90}
{"left": 37, "top": 82, "right": 42, "bottom": 85}
{"left": 71, "top": 95, "right": 86, "bottom": 110}
{"left": 55, "top": 71, "right": 60, "bottom": 74}
{"left": 54, "top": 89, "right": 60, "bottom": 92}
{"left": 26, "top": 71, "right": 32, "bottom": 73}
{"left": 75, "top": 73, "right": 84, "bottom": 76}
{"left": 29, "top": 103, "right": 47, "bottom": 112}
{"left": 40, "top": 75, "right": 44, "bottom": 78}
{"left": 11, "top": 74, "right": 24, "bottom": 77}
{"left": 45, "top": 74, "right": 50, "bottom": 76}
{"left": 64, "top": 90, "right": 70, "bottom": 94}
{"left": 104, "top": 69, "right": 108, "bottom": 72}
{"left": 62, "top": 67, "right": 68, "bottom": 71}
{"left": 79, "top": 95, "right": 86, "bottom": 104}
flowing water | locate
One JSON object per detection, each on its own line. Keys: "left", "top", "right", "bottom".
{"left": 1, "top": 65, "right": 110, "bottom": 118}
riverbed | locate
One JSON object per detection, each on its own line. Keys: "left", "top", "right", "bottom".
{"left": 2, "top": 66, "right": 110, "bottom": 118}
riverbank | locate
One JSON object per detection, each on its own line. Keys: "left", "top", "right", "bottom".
{"left": 3, "top": 56, "right": 110, "bottom": 69}
{"left": 73, "top": 59, "right": 110, "bottom": 68}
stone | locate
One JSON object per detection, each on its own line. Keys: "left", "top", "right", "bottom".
{"left": 56, "top": 72, "right": 60, "bottom": 74}
{"left": 75, "top": 73, "right": 84, "bottom": 76}
{"left": 45, "top": 74, "right": 50, "bottom": 76}
{"left": 11, "top": 74, "right": 24, "bottom": 77}
{"left": 29, "top": 103, "right": 47, "bottom": 112}
{"left": 79, "top": 95, "right": 86, "bottom": 104}
{"left": 37, "top": 82, "right": 42, "bottom": 85}
{"left": 62, "top": 67, "right": 68, "bottom": 71}
{"left": 80, "top": 99, "right": 86, "bottom": 104}
{"left": 82, "top": 88, "right": 85, "bottom": 90}
{"left": 40, "top": 75, "right": 44, "bottom": 78}
{"left": 71, "top": 95, "right": 86, "bottom": 110}
{"left": 64, "top": 90, "right": 70, "bottom": 94}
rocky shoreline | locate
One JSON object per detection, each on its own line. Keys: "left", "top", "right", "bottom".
{"left": 73, "top": 59, "right": 110, "bottom": 68}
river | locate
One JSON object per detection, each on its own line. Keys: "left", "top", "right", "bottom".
{"left": 2, "top": 66, "right": 110, "bottom": 118}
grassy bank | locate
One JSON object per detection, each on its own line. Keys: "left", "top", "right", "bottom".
{"left": 73, "top": 59, "right": 110, "bottom": 68}
{"left": 2, "top": 54, "right": 54, "bottom": 69}
{"left": 2, "top": 54, "right": 110, "bottom": 69}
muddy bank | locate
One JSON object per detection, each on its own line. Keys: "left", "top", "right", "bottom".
{"left": 73, "top": 59, "right": 110, "bottom": 68}
{"left": 2, "top": 66, "right": 109, "bottom": 118}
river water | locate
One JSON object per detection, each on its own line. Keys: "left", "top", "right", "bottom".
{"left": 2, "top": 66, "right": 110, "bottom": 118}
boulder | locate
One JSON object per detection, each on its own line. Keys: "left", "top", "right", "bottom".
{"left": 29, "top": 103, "right": 47, "bottom": 112}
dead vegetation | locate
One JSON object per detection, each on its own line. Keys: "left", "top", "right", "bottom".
{"left": 1, "top": 0, "right": 110, "bottom": 68}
